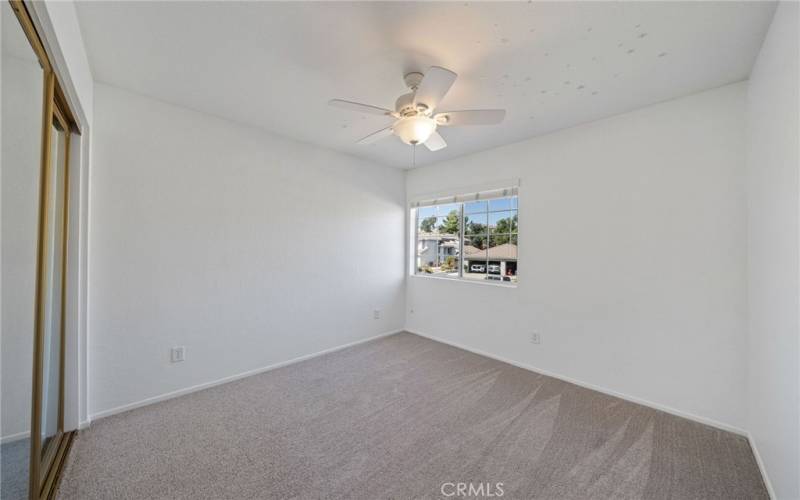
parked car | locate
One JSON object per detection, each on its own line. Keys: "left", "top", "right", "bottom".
{"left": 470, "top": 264, "right": 486, "bottom": 272}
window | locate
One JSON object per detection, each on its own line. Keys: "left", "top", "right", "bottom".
{"left": 412, "top": 187, "right": 518, "bottom": 284}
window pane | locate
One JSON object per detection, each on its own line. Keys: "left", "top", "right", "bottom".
{"left": 489, "top": 235, "right": 516, "bottom": 257}
{"left": 464, "top": 213, "right": 487, "bottom": 235}
{"left": 488, "top": 234, "right": 518, "bottom": 283}
{"left": 418, "top": 214, "right": 460, "bottom": 235}
{"left": 463, "top": 233, "right": 487, "bottom": 251}
{"left": 435, "top": 203, "right": 460, "bottom": 217}
{"left": 489, "top": 197, "right": 514, "bottom": 212}
{"left": 464, "top": 200, "right": 487, "bottom": 214}
{"left": 463, "top": 246, "right": 487, "bottom": 281}
{"left": 417, "top": 206, "right": 436, "bottom": 219}
{"left": 489, "top": 211, "right": 518, "bottom": 234}
{"left": 435, "top": 214, "right": 459, "bottom": 235}
{"left": 417, "top": 214, "right": 437, "bottom": 233}
{"left": 416, "top": 233, "right": 459, "bottom": 277}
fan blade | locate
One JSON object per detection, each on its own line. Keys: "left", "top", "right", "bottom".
{"left": 424, "top": 131, "right": 447, "bottom": 151}
{"left": 435, "top": 109, "right": 506, "bottom": 126}
{"left": 413, "top": 66, "right": 457, "bottom": 111}
{"left": 357, "top": 126, "right": 394, "bottom": 145}
{"left": 329, "top": 99, "right": 393, "bottom": 116}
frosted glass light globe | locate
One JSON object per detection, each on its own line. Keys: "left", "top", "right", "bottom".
{"left": 394, "top": 115, "right": 436, "bottom": 145}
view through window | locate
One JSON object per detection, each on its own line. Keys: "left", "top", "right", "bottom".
{"left": 414, "top": 190, "right": 518, "bottom": 284}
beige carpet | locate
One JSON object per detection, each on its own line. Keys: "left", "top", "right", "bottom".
{"left": 57, "top": 332, "right": 767, "bottom": 499}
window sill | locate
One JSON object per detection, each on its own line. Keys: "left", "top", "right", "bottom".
{"left": 409, "top": 273, "right": 518, "bottom": 288}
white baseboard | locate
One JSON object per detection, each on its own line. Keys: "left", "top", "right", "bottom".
{"left": 747, "top": 432, "right": 776, "bottom": 499}
{"left": 78, "top": 419, "right": 91, "bottom": 431}
{"left": 3, "top": 421, "right": 92, "bottom": 443}
{"left": 1, "top": 430, "right": 29, "bottom": 445}
{"left": 89, "top": 329, "right": 404, "bottom": 421}
{"left": 405, "top": 329, "right": 747, "bottom": 436}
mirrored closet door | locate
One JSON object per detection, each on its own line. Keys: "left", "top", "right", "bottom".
{"left": 1, "top": 1, "right": 78, "bottom": 498}
{"left": 32, "top": 83, "right": 73, "bottom": 499}
{"left": 1, "top": 1, "right": 45, "bottom": 497}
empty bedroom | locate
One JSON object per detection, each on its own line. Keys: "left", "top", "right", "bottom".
{"left": 1, "top": 1, "right": 798, "bottom": 499}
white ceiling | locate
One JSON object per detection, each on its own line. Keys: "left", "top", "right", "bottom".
{"left": 75, "top": 1, "right": 776, "bottom": 169}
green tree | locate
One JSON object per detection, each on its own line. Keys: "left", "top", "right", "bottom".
{"left": 466, "top": 221, "right": 487, "bottom": 235}
{"left": 491, "top": 234, "right": 510, "bottom": 245}
{"left": 492, "top": 214, "right": 518, "bottom": 235}
{"left": 438, "top": 210, "right": 460, "bottom": 234}
{"left": 466, "top": 234, "right": 486, "bottom": 249}
{"left": 420, "top": 216, "right": 436, "bottom": 233}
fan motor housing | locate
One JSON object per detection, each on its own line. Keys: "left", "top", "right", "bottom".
{"left": 395, "top": 92, "right": 431, "bottom": 118}
{"left": 394, "top": 92, "right": 417, "bottom": 117}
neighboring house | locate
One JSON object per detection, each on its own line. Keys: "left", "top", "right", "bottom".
{"left": 417, "top": 232, "right": 517, "bottom": 279}
{"left": 416, "top": 232, "right": 459, "bottom": 269}
{"left": 464, "top": 243, "right": 518, "bottom": 278}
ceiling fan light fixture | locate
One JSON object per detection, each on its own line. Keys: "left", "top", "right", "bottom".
{"left": 330, "top": 65, "right": 506, "bottom": 152}
{"left": 394, "top": 115, "right": 437, "bottom": 145}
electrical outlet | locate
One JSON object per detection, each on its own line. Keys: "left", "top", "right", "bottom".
{"left": 171, "top": 346, "right": 186, "bottom": 363}
{"left": 531, "top": 333, "right": 541, "bottom": 345}
{"left": 373, "top": 309, "right": 381, "bottom": 320}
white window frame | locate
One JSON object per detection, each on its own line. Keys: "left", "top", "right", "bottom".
{"left": 409, "top": 182, "right": 519, "bottom": 287}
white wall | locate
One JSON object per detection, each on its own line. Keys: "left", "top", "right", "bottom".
{"left": 745, "top": 3, "right": 800, "bottom": 498}
{"left": 88, "top": 84, "right": 406, "bottom": 417}
{"left": 406, "top": 82, "right": 748, "bottom": 432}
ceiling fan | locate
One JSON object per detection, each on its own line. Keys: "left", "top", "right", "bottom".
{"left": 329, "top": 66, "right": 506, "bottom": 152}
